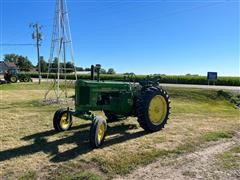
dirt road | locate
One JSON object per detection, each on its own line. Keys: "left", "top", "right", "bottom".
{"left": 116, "top": 134, "right": 240, "bottom": 180}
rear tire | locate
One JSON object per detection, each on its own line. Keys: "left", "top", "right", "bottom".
{"left": 53, "top": 109, "right": 72, "bottom": 131}
{"left": 136, "top": 87, "right": 170, "bottom": 132}
{"left": 10, "top": 75, "right": 17, "bottom": 83}
{"left": 89, "top": 116, "right": 107, "bottom": 148}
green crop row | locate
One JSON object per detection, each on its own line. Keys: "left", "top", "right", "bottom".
{"left": 160, "top": 76, "right": 240, "bottom": 86}
{"left": 22, "top": 73, "right": 240, "bottom": 86}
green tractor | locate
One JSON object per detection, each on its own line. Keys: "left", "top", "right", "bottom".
{"left": 4, "top": 68, "right": 32, "bottom": 83}
{"left": 53, "top": 64, "right": 171, "bottom": 148}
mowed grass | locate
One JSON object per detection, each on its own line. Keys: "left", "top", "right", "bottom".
{"left": 0, "top": 82, "right": 239, "bottom": 179}
{"left": 216, "top": 145, "right": 240, "bottom": 170}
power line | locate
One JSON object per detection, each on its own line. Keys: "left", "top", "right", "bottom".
{"left": 0, "top": 43, "right": 35, "bottom": 46}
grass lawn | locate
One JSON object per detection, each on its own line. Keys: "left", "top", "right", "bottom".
{"left": 216, "top": 145, "right": 240, "bottom": 170}
{"left": 0, "top": 82, "right": 239, "bottom": 179}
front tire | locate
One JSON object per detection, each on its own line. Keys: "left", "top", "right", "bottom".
{"left": 89, "top": 116, "right": 107, "bottom": 148}
{"left": 53, "top": 109, "right": 72, "bottom": 131}
{"left": 136, "top": 87, "right": 170, "bottom": 132}
{"left": 23, "top": 77, "right": 29, "bottom": 82}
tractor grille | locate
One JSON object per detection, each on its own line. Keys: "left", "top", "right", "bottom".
{"left": 78, "top": 86, "right": 90, "bottom": 105}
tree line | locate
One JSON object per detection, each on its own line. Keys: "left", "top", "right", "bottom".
{"left": 3, "top": 53, "right": 116, "bottom": 74}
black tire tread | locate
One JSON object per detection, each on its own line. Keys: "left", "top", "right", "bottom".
{"left": 10, "top": 75, "right": 18, "bottom": 83}
{"left": 53, "top": 108, "right": 72, "bottom": 132}
{"left": 136, "top": 86, "right": 171, "bottom": 132}
{"left": 23, "top": 77, "right": 29, "bottom": 82}
{"left": 89, "top": 116, "right": 107, "bottom": 148}
{"left": 53, "top": 109, "right": 61, "bottom": 131}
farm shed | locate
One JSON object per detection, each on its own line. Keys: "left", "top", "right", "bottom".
{"left": 0, "top": 61, "right": 17, "bottom": 73}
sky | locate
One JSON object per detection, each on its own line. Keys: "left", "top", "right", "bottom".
{"left": 0, "top": 0, "right": 239, "bottom": 76}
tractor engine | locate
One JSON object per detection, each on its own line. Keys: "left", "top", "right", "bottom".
{"left": 75, "top": 79, "right": 139, "bottom": 116}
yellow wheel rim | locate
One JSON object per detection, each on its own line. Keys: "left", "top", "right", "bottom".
{"left": 60, "top": 113, "right": 70, "bottom": 129}
{"left": 148, "top": 95, "right": 167, "bottom": 125}
{"left": 11, "top": 76, "right": 17, "bottom": 82}
{"left": 97, "top": 123, "right": 105, "bottom": 143}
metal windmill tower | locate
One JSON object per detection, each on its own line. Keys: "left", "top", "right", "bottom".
{"left": 44, "top": 0, "right": 77, "bottom": 104}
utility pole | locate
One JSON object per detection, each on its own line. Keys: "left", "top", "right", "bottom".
{"left": 30, "top": 23, "right": 43, "bottom": 84}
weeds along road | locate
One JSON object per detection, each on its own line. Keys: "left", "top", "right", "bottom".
{"left": 116, "top": 133, "right": 240, "bottom": 180}
{"left": 32, "top": 78, "right": 240, "bottom": 92}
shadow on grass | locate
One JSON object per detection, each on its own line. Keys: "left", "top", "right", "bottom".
{"left": 0, "top": 122, "right": 147, "bottom": 163}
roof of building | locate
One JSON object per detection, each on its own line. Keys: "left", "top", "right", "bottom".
{"left": 0, "top": 61, "right": 17, "bottom": 68}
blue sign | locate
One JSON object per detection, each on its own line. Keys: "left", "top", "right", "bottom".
{"left": 207, "top": 72, "right": 217, "bottom": 81}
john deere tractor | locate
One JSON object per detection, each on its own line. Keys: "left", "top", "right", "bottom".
{"left": 4, "top": 68, "right": 32, "bottom": 83}
{"left": 53, "top": 64, "right": 171, "bottom": 148}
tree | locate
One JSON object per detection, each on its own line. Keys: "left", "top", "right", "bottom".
{"left": 107, "top": 68, "right": 116, "bottom": 74}
{"left": 49, "top": 58, "right": 75, "bottom": 73}
{"left": 65, "top": 62, "right": 75, "bottom": 73}
{"left": 36, "top": 56, "right": 48, "bottom": 72}
{"left": 3, "top": 54, "right": 19, "bottom": 63}
{"left": 4, "top": 54, "right": 33, "bottom": 71}
{"left": 85, "top": 67, "right": 91, "bottom": 71}
{"left": 76, "top": 67, "right": 84, "bottom": 71}
{"left": 17, "top": 56, "right": 33, "bottom": 71}
{"left": 50, "top": 57, "right": 59, "bottom": 73}
{"left": 100, "top": 68, "right": 107, "bottom": 74}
